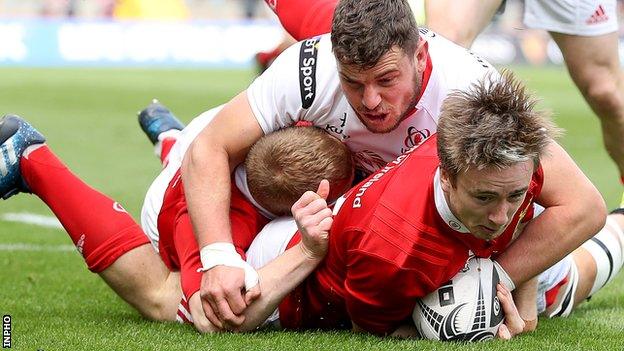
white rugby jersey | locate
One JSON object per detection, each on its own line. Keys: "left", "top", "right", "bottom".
{"left": 246, "top": 29, "right": 498, "bottom": 175}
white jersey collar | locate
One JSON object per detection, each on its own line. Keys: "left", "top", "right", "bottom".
{"left": 433, "top": 168, "right": 470, "bottom": 233}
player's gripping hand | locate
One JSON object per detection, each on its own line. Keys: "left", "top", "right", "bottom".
{"left": 291, "top": 179, "right": 333, "bottom": 260}
{"left": 188, "top": 292, "right": 220, "bottom": 333}
{"left": 495, "top": 283, "right": 526, "bottom": 340}
{"left": 198, "top": 245, "right": 261, "bottom": 330}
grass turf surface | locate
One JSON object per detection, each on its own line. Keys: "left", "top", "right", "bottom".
{"left": 0, "top": 66, "right": 622, "bottom": 350}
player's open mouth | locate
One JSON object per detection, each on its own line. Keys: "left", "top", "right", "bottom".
{"left": 362, "top": 112, "right": 387, "bottom": 121}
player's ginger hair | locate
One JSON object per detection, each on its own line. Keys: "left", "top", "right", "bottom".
{"left": 437, "top": 70, "right": 561, "bottom": 181}
{"left": 331, "top": 0, "right": 419, "bottom": 69}
{"left": 245, "top": 126, "right": 354, "bottom": 216}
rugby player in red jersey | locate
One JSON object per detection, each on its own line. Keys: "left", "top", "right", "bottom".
{"left": 253, "top": 72, "right": 608, "bottom": 336}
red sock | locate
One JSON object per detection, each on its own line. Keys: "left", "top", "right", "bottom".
{"left": 160, "top": 136, "right": 178, "bottom": 167}
{"left": 268, "top": 0, "right": 336, "bottom": 40}
{"left": 21, "top": 145, "right": 150, "bottom": 272}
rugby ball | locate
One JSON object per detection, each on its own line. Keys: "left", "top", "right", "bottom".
{"left": 412, "top": 257, "right": 504, "bottom": 341}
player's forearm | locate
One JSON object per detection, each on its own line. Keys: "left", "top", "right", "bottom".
{"left": 235, "top": 243, "right": 322, "bottom": 332}
{"left": 181, "top": 138, "right": 234, "bottom": 247}
{"left": 498, "top": 200, "right": 605, "bottom": 285}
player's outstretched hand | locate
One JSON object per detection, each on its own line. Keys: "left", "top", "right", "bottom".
{"left": 200, "top": 266, "right": 249, "bottom": 329}
{"left": 292, "top": 179, "right": 333, "bottom": 260}
{"left": 496, "top": 283, "right": 526, "bottom": 340}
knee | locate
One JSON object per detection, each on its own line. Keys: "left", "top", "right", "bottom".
{"left": 135, "top": 294, "right": 177, "bottom": 322}
{"left": 580, "top": 74, "right": 624, "bottom": 117}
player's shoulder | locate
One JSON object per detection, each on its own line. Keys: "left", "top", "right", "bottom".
{"left": 268, "top": 34, "right": 340, "bottom": 107}
{"left": 267, "top": 33, "right": 336, "bottom": 78}
{"left": 422, "top": 28, "right": 496, "bottom": 81}
{"left": 246, "top": 33, "right": 343, "bottom": 131}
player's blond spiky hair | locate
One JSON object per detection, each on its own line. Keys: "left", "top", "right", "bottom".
{"left": 437, "top": 70, "right": 560, "bottom": 180}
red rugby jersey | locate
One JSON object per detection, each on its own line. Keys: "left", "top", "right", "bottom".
{"left": 279, "top": 135, "right": 544, "bottom": 335}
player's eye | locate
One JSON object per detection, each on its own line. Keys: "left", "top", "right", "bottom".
{"left": 378, "top": 76, "right": 396, "bottom": 86}
{"left": 474, "top": 195, "right": 492, "bottom": 203}
{"left": 508, "top": 192, "right": 526, "bottom": 202}
{"left": 344, "top": 79, "right": 362, "bottom": 88}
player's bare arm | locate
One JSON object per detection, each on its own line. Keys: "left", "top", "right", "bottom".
{"left": 187, "top": 238, "right": 328, "bottom": 333}
{"left": 235, "top": 241, "right": 329, "bottom": 331}
{"left": 181, "top": 90, "right": 264, "bottom": 328}
{"left": 496, "top": 140, "right": 606, "bottom": 286}
{"left": 231, "top": 181, "right": 332, "bottom": 331}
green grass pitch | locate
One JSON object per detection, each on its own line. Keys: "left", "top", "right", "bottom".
{"left": 0, "top": 66, "right": 622, "bottom": 350}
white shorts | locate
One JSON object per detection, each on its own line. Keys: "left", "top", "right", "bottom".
{"left": 524, "top": 0, "right": 618, "bottom": 36}
{"left": 536, "top": 255, "right": 573, "bottom": 314}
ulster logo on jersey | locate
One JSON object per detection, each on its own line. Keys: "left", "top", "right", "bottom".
{"left": 299, "top": 37, "right": 320, "bottom": 109}
{"left": 401, "top": 127, "right": 430, "bottom": 153}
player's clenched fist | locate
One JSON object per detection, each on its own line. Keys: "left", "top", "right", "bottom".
{"left": 291, "top": 179, "right": 333, "bottom": 260}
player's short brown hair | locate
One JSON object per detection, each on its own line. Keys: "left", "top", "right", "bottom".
{"left": 331, "top": 0, "right": 419, "bottom": 69}
{"left": 437, "top": 70, "right": 560, "bottom": 180}
{"left": 245, "top": 126, "right": 354, "bottom": 216}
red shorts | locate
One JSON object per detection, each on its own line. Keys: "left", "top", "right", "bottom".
{"left": 155, "top": 169, "right": 271, "bottom": 299}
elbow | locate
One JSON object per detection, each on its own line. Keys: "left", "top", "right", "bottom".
{"left": 523, "top": 318, "right": 538, "bottom": 333}
{"left": 181, "top": 136, "right": 219, "bottom": 181}
{"left": 588, "top": 190, "right": 607, "bottom": 234}
{"left": 575, "top": 188, "right": 607, "bottom": 240}
{"left": 181, "top": 138, "right": 203, "bottom": 176}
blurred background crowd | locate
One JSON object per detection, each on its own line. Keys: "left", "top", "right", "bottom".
{"left": 0, "top": 0, "right": 622, "bottom": 27}
{"left": 0, "top": 0, "right": 623, "bottom": 67}
{"left": 0, "top": 0, "right": 276, "bottom": 20}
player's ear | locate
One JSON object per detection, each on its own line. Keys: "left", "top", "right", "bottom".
{"left": 414, "top": 37, "right": 427, "bottom": 72}
{"left": 440, "top": 168, "right": 452, "bottom": 192}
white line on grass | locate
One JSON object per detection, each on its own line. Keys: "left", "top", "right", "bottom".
{"left": 1, "top": 212, "right": 63, "bottom": 230}
{"left": 0, "top": 243, "right": 75, "bottom": 252}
